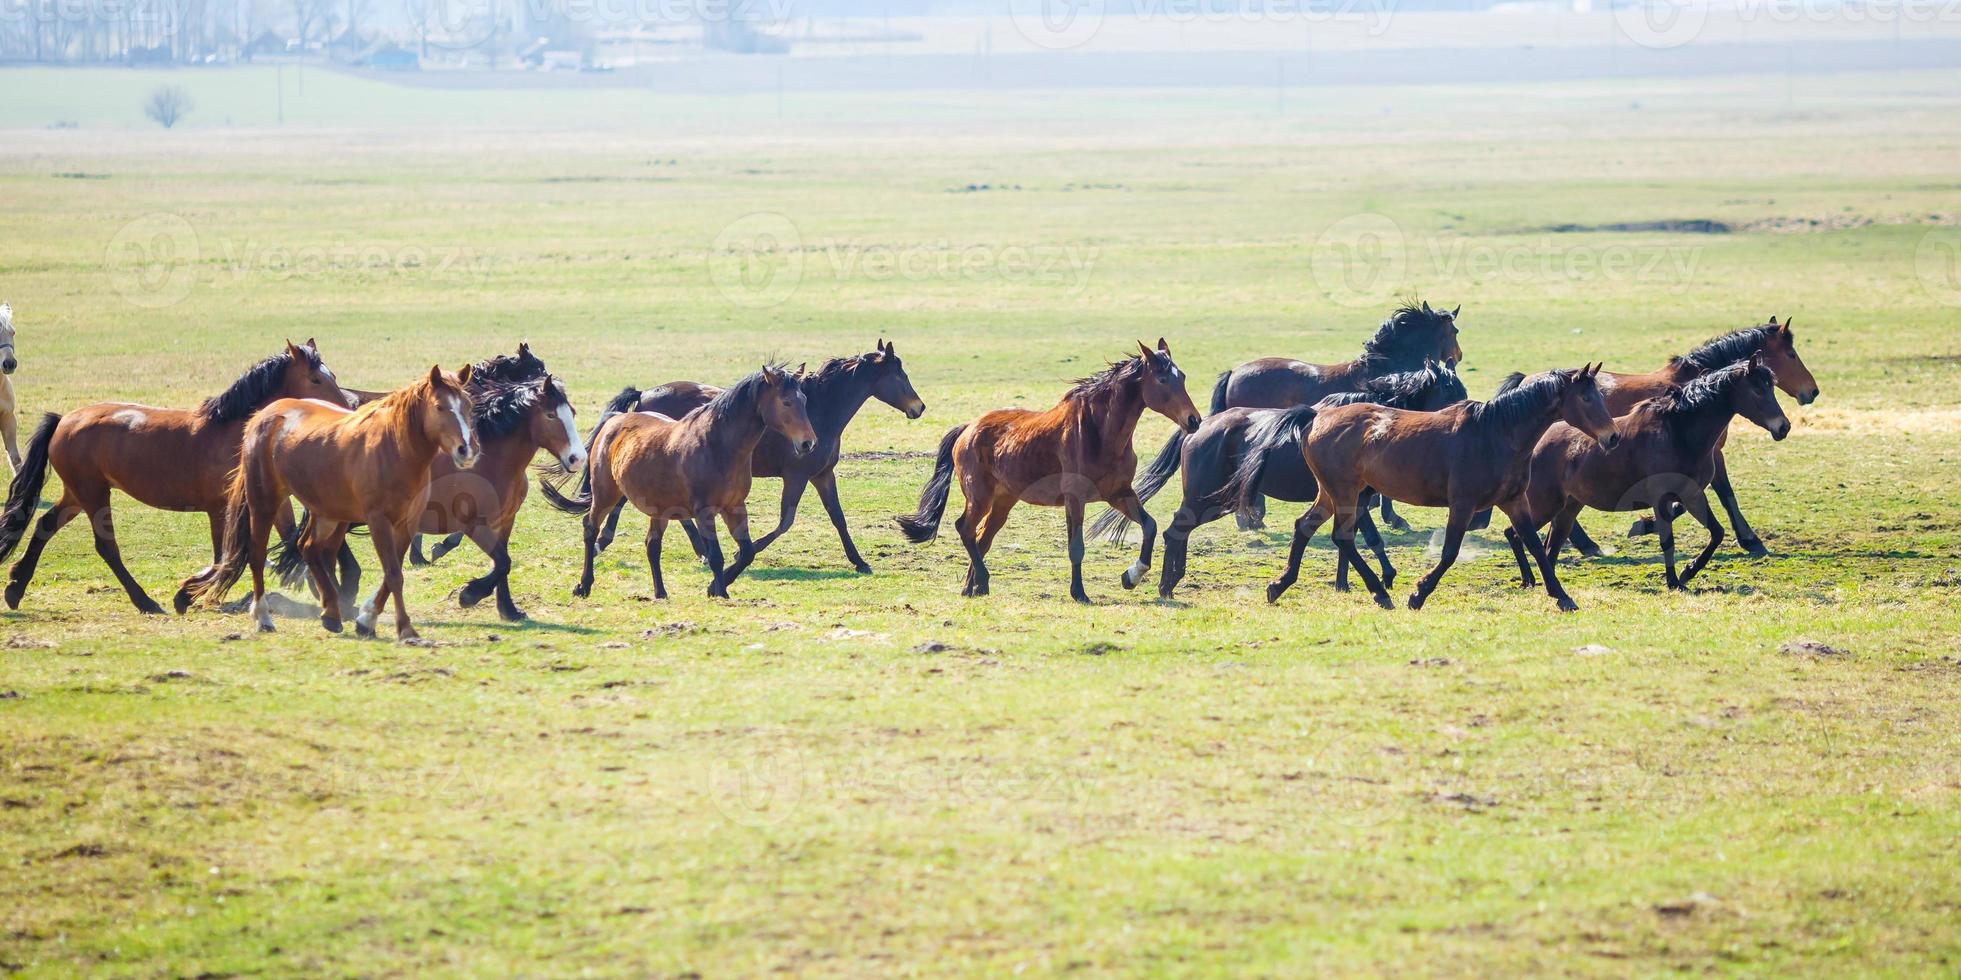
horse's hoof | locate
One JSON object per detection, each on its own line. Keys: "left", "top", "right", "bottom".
{"left": 1576, "top": 546, "right": 1604, "bottom": 559}
{"left": 171, "top": 590, "right": 193, "bottom": 615}
{"left": 257, "top": 621, "right": 275, "bottom": 633}
{"left": 396, "top": 632, "right": 421, "bottom": 644}
{"left": 135, "top": 598, "right": 166, "bottom": 616}
{"left": 3, "top": 585, "right": 22, "bottom": 610}
{"left": 1383, "top": 518, "right": 1412, "bottom": 533}
{"left": 1265, "top": 582, "right": 1286, "bottom": 605}
{"left": 355, "top": 622, "right": 375, "bottom": 639}
{"left": 321, "top": 617, "right": 343, "bottom": 634}
{"left": 499, "top": 608, "right": 529, "bottom": 623}
{"left": 1556, "top": 596, "right": 1580, "bottom": 612}
{"left": 853, "top": 563, "right": 873, "bottom": 575}
{"left": 1120, "top": 561, "right": 1147, "bottom": 590}
{"left": 1157, "top": 588, "right": 1176, "bottom": 601}
{"left": 1382, "top": 569, "right": 1397, "bottom": 590}
{"left": 1407, "top": 592, "right": 1427, "bottom": 610}
{"left": 1741, "top": 539, "right": 1769, "bottom": 558}
{"left": 571, "top": 584, "right": 591, "bottom": 599}
{"left": 1373, "top": 592, "right": 1394, "bottom": 610}
{"left": 457, "top": 587, "right": 486, "bottom": 609}
{"left": 1331, "top": 580, "right": 1350, "bottom": 593}
{"left": 1626, "top": 518, "right": 1655, "bottom": 538}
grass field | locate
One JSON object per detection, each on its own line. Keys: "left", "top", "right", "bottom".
{"left": 2, "top": 66, "right": 1960, "bottom": 974}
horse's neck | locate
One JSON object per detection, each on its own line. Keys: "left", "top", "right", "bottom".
{"left": 693, "top": 395, "right": 771, "bottom": 458}
{"left": 1661, "top": 359, "right": 1706, "bottom": 385}
{"left": 1486, "top": 395, "right": 1565, "bottom": 456}
{"left": 1667, "top": 396, "right": 1737, "bottom": 458}
{"left": 807, "top": 370, "right": 872, "bottom": 437}
{"left": 1075, "top": 382, "right": 1145, "bottom": 456}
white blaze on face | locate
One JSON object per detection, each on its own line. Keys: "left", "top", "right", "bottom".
{"left": 554, "top": 402, "right": 584, "bottom": 470}
{"left": 446, "top": 392, "right": 474, "bottom": 460}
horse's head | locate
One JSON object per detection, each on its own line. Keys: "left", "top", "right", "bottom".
{"left": 1560, "top": 362, "right": 1621, "bottom": 450}
{"left": 530, "top": 375, "right": 586, "bottom": 472}
{"left": 0, "top": 303, "right": 16, "bottom": 375}
{"left": 1431, "top": 302, "right": 1464, "bottom": 363}
{"left": 279, "top": 339, "right": 356, "bottom": 408}
{"left": 1759, "top": 316, "right": 1819, "bottom": 406}
{"left": 760, "top": 364, "right": 817, "bottom": 456}
{"left": 864, "top": 339, "right": 926, "bottom": 419}
{"left": 1417, "top": 358, "right": 1469, "bottom": 410}
{"left": 1734, "top": 353, "right": 1792, "bottom": 441}
{"left": 1137, "top": 338, "right": 1201, "bottom": 433}
{"left": 421, "top": 364, "right": 480, "bottom": 469}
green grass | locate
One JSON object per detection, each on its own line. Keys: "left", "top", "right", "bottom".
{"left": 2, "top": 68, "right": 1959, "bottom": 975}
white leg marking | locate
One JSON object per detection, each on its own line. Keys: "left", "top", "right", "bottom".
{"left": 355, "top": 596, "right": 377, "bottom": 632}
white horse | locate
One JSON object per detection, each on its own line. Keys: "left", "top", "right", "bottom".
{"left": 0, "top": 304, "right": 18, "bottom": 474}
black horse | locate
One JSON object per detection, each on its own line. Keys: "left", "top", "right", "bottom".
{"left": 551, "top": 340, "right": 926, "bottom": 574}
{"left": 1156, "top": 359, "right": 1468, "bottom": 598}
{"left": 1090, "top": 301, "right": 1464, "bottom": 542}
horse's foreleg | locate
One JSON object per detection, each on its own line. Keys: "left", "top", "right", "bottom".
{"left": 355, "top": 518, "right": 398, "bottom": 638}
{"left": 429, "top": 532, "right": 466, "bottom": 562}
{"left": 1331, "top": 499, "right": 1393, "bottom": 609}
{"left": 955, "top": 494, "right": 989, "bottom": 598}
{"left": 1655, "top": 496, "right": 1683, "bottom": 590}
{"left": 596, "top": 498, "right": 627, "bottom": 554}
{"left": 1676, "top": 489, "right": 1725, "bottom": 587}
{"left": 1064, "top": 497, "right": 1090, "bottom": 604}
{"left": 1506, "top": 504, "right": 1577, "bottom": 612}
{"left": 1408, "top": 503, "right": 1475, "bottom": 611}
{"left": 718, "top": 505, "right": 757, "bottom": 592}
{"left": 1157, "top": 503, "right": 1201, "bottom": 600}
{"left": 1567, "top": 520, "right": 1605, "bottom": 558}
{"left": 406, "top": 534, "right": 430, "bottom": 566}
{"left": 696, "top": 508, "right": 729, "bottom": 598}
{"left": 752, "top": 475, "right": 806, "bottom": 556}
{"left": 1377, "top": 494, "right": 1411, "bottom": 533}
{"left": 1504, "top": 527, "right": 1536, "bottom": 588}
{"left": 1708, "top": 451, "right": 1764, "bottom": 556}
{"left": 679, "top": 518, "right": 708, "bottom": 564}
{"left": 1356, "top": 501, "right": 1394, "bottom": 592}
{"left": 1266, "top": 496, "right": 1333, "bottom": 605}
{"left": 645, "top": 517, "right": 668, "bottom": 599}
{"left": 7, "top": 495, "right": 81, "bottom": 610}
{"left": 1, "top": 408, "right": 19, "bottom": 473}
{"left": 303, "top": 519, "right": 345, "bottom": 633}
{"left": 374, "top": 519, "right": 417, "bottom": 641}
{"left": 1110, "top": 489, "right": 1155, "bottom": 592}
{"left": 77, "top": 489, "right": 164, "bottom": 615}
{"left": 811, "top": 470, "right": 871, "bottom": 574}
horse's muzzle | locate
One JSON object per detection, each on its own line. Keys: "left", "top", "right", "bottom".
{"left": 905, "top": 402, "right": 926, "bottom": 420}
{"left": 1771, "top": 420, "right": 1791, "bottom": 441}
{"left": 453, "top": 448, "right": 480, "bottom": 469}
{"left": 1183, "top": 414, "right": 1201, "bottom": 433}
{"left": 0, "top": 359, "right": 14, "bottom": 375}
{"left": 794, "top": 439, "right": 816, "bottom": 456}
{"left": 1600, "top": 432, "right": 1623, "bottom": 450}
{"left": 1799, "top": 389, "right": 1818, "bottom": 406}
{"left": 561, "top": 449, "right": 588, "bottom": 472}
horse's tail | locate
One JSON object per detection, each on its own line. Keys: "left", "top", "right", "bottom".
{"left": 569, "top": 386, "right": 642, "bottom": 496}
{"left": 175, "top": 462, "right": 254, "bottom": 609}
{"left": 1221, "top": 406, "right": 1316, "bottom": 524}
{"left": 0, "top": 413, "right": 59, "bottom": 565}
{"left": 1492, "top": 372, "right": 1527, "bottom": 398}
{"left": 894, "top": 423, "right": 966, "bottom": 543}
{"left": 541, "top": 411, "right": 622, "bottom": 515}
{"left": 1088, "top": 428, "right": 1187, "bottom": 542}
{"left": 1207, "top": 369, "right": 1232, "bottom": 414}
{"left": 270, "top": 508, "right": 313, "bottom": 591}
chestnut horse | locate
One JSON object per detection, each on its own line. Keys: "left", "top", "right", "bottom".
{"left": 1090, "top": 302, "right": 1464, "bottom": 541}
{"left": 175, "top": 365, "right": 478, "bottom": 639}
{"left": 1, "top": 303, "right": 20, "bottom": 473}
{"left": 554, "top": 339, "right": 925, "bottom": 574}
{"left": 541, "top": 365, "right": 816, "bottom": 600}
{"left": 0, "top": 341, "right": 352, "bottom": 614}
{"left": 1263, "top": 365, "right": 1618, "bottom": 612}
{"left": 276, "top": 373, "right": 584, "bottom": 621}
{"left": 1503, "top": 355, "right": 1791, "bottom": 592}
{"left": 1156, "top": 359, "right": 1468, "bottom": 598}
{"left": 1561, "top": 316, "right": 1818, "bottom": 558}
{"left": 897, "top": 340, "right": 1202, "bottom": 604}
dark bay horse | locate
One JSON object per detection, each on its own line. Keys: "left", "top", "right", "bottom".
{"left": 176, "top": 365, "right": 479, "bottom": 639}
{"left": 1089, "top": 301, "right": 1464, "bottom": 541}
{"left": 896, "top": 340, "right": 1202, "bottom": 604}
{"left": 565, "top": 339, "right": 925, "bottom": 573}
{"left": 1561, "top": 316, "right": 1817, "bottom": 557}
{"left": 276, "top": 373, "right": 585, "bottom": 621}
{"left": 541, "top": 365, "right": 817, "bottom": 600}
{"left": 1504, "top": 355, "right": 1790, "bottom": 592}
{"left": 1156, "top": 359, "right": 1468, "bottom": 598}
{"left": 1263, "top": 365, "right": 1618, "bottom": 612}
{"left": 0, "top": 341, "right": 353, "bottom": 614}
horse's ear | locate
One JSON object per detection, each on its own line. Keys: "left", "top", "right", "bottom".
{"left": 1421, "top": 300, "right": 1432, "bottom": 313}
{"left": 1156, "top": 337, "right": 1169, "bottom": 352}
{"left": 457, "top": 363, "right": 473, "bottom": 387}
{"left": 1445, "top": 357, "right": 1457, "bottom": 370}
{"left": 1451, "top": 304, "right": 1461, "bottom": 317}
{"left": 1136, "top": 340, "right": 1152, "bottom": 359}
{"left": 796, "top": 362, "right": 807, "bottom": 379}
{"left": 1778, "top": 317, "right": 1792, "bottom": 334}
{"left": 428, "top": 364, "right": 445, "bottom": 389}
{"left": 304, "top": 337, "right": 317, "bottom": 350}
{"left": 1767, "top": 315, "right": 1779, "bottom": 326}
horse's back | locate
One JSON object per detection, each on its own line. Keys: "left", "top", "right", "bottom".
{"left": 50, "top": 403, "right": 220, "bottom": 507}
{"left": 1226, "top": 357, "right": 1353, "bottom": 409}
{"left": 636, "top": 381, "right": 719, "bottom": 419}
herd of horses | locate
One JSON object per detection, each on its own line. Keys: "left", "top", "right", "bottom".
{"left": 0, "top": 301, "right": 1818, "bottom": 640}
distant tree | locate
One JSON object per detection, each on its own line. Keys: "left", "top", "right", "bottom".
{"left": 144, "top": 86, "right": 193, "bottom": 128}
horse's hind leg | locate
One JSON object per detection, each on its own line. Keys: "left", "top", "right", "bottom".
{"left": 1408, "top": 503, "right": 1475, "bottom": 611}
{"left": 752, "top": 475, "right": 806, "bottom": 556}
{"left": 1505, "top": 527, "right": 1536, "bottom": 588}
{"left": 1378, "top": 495, "right": 1411, "bottom": 533}
{"left": 695, "top": 508, "right": 729, "bottom": 599}
{"left": 407, "top": 535, "right": 430, "bottom": 566}
{"left": 1330, "top": 502, "right": 1393, "bottom": 609}
{"left": 1505, "top": 503, "right": 1578, "bottom": 612}
{"left": 1706, "top": 451, "right": 1764, "bottom": 557}
{"left": 75, "top": 486, "right": 165, "bottom": 615}
{"left": 717, "top": 505, "right": 757, "bottom": 592}
{"left": 811, "top": 470, "right": 871, "bottom": 574}
{"left": 596, "top": 498, "right": 628, "bottom": 554}
{"left": 1356, "top": 503, "right": 1395, "bottom": 591}
{"left": 1109, "top": 489, "right": 1156, "bottom": 592}
{"left": 1064, "top": 497, "right": 1091, "bottom": 604}
{"left": 1675, "top": 490, "right": 1725, "bottom": 587}
{"left": 302, "top": 519, "right": 346, "bottom": 633}
{"left": 429, "top": 532, "right": 465, "bottom": 562}
{"left": 1567, "top": 521, "right": 1604, "bottom": 559}
{"left": 1266, "top": 496, "right": 1333, "bottom": 605}
{"left": 645, "top": 517, "right": 668, "bottom": 599}
{"left": 5, "top": 492, "right": 82, "bottom": 610}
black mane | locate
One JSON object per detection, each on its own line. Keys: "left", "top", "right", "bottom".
{"left": 693, "top": 366, "right": 782, "bottom": 425}
{"left": 1320, "top": 362, "right": 1467, "bottom": 411}
{"left": 198, "top": 346, "right": 322, "bottom": 423}
{"left": 471, "top": 344, "right": 547, "bottom": 385}
{"left": 1674, "top": 326, "right": 1773, "bottom": 373}
{"left": 1471, "top": 371, "right": 1567, "bottom": 429}
{"left": 471, "top": 375, "right": 568, "bottom": 441}
{"left": 1066, "top": 355, "right": 1149, "bottom": 402}
{"left": 1663, "top": 359, "right": 1768, "bottom": 416}
{"left": 1360, "top": 303, "right": 1455, "bottom": 369}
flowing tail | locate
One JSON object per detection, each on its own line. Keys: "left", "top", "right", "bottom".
{"left": 0, "top": 413, "right": 59, "bottom": 565}
{"left": 270, "top": 509, "right": 313, "bottom": 591}
{"left": 1089, "top": 369, "right": 1228, "bottom": 542}
{"left": 571, "top": 386, "right": 642, "bottom": 497}
{"left": 541, "top": 410, "right": 625, "bottom": 515}
{"left": 894, "top": 423, "right": 966, "bottom": 543}
{"left": 175, "top": 464, "right": 253, "bottom": 610}
{"left": 1220, "top": 406, "right": 1316, "bottom": 526}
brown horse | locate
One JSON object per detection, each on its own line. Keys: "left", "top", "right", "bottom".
{"left": 1091, "top": 301, "right": 1464, "bottom": 541}
{"left": 1561, "top": 316, "right": 1818, "bottom": 557}
{"left": 1503, "top": 355, "right": 1791, "bottom": 592}
{"left": 897, "top": 340, "right": 1202, "bottom": 604}
{"left": 0, "top": 341, "right": 352, "bottom": 614}
{"left": 541, "top": 365, "right": 817, "bottom": 600}
{"left": 1263, "top": 364, "right": 1618, "bottom": 612}
{"left": 175, "top": 365, "right": 478, "bottom": 640}
{"left": 566, "top": 339, "right": 926, "bottom": 574}
{"left": 276, "top": 373, "right": 584, "bottom": 621}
